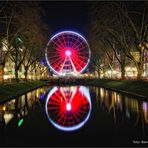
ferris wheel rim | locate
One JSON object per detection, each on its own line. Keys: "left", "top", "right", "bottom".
{"left": 45, "top": 30, "right": 91, "bottom": 75}
{"left": 45, "top": 86, "right": 92, "bottom": 132}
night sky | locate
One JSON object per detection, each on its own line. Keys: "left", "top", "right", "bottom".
{"left": 38, "top": 1, "right": 146, "bottom": 41}
{"left": 39, "top": 1, "right": 91, "bottom": 38}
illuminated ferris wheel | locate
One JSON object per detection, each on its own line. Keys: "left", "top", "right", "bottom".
{"left": 45, "top": 86, "right": 91, "bottom": 131}
{"left": 45, "top": 31, "right": 91, "bottom": 75}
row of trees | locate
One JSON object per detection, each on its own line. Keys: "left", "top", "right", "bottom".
{"left": 88, "top": 2, "right": 148, "bottom": 80}
{"left": 0, "top": 1, "right": 50, "bottom": 82}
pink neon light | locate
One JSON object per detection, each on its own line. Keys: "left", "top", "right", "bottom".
{"left": 46, "top": 31, "right": 90, "bottom": 75}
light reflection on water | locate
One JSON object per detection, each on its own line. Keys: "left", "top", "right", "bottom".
{"left": 0, "top": 87, "right": 49, "bottom": 127}
{"left": 93, "top": 87, "right": 148, "bottom": 126}
{"left": 45, "top": 86, "right": 91, "bottom": 131}
{"left": 0, "top": 85, "right": 148, "bottom": 137}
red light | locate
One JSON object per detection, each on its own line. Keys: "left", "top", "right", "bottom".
{"left": 46, "top": 31, "right": 90, "bottom": 75}
{"left": 47, "top": 86, "right": 90, "bottom": 127}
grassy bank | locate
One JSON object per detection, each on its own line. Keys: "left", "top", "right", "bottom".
{"left": 0, "top": 80, "right": 47, "bottom": 103}
{"left": 1, "top": 79, "right": 148, "bottom": 103}
{"left": 88, "top": 79, "right": 148, "bottom": 98}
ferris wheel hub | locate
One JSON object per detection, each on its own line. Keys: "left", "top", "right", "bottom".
{"left": 65, "top": 50, "right": 71, "bottom": 56}
{"left": 66, "top": 103, "right": 71, "bottom": 111}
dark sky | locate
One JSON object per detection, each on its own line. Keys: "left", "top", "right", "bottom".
{"left": 39, "top": 1, "right": 91, "bottom": 37}
{"left": 38, "top": 1, "right": 146, "bottom": 39}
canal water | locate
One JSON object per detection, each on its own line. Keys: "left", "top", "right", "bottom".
{"left": 0, "top": 85, "right": 148, "bottom": 147}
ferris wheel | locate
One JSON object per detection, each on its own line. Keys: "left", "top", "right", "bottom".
{"left": 45, "top": 31, "right": 91, "bottom": 75}
{"left": 45, "top": 86, "right": 91, "bottom": 131}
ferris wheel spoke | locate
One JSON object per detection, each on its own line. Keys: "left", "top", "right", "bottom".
{"left": 72, "top": 56, "right": 86, "bottom": 67}
{"left": 51, "top": 58, "right": 65, "bottom": 71}
{"left": 71, "top": 37, "right": 81, "bottom": 48}
{"left": 54, "top": 107, "right": 63, "bottom": 116}
{"left": 47, "top": 54, "right": 61, "bottom": 59}
{"left": 73, "top": 41, "right": 83, "bottom": 49}
{"left": 49, "top": 56, "right": 64, "bottom": 65}
{"left": 56, "top": 109, "right": 65, "bottom": 120}
{"left": 68, "top": 36, "right": 74, "bottom": 47}
{"left": 65, "top": 34, "right": 71, "bottom": 47}
{"left": 48, "top": 106, "right": 59, "bottom": 110}
{"left": 75, "top": 50, "right": 89, "bottom": 55}
{"left": 67, "top": 37, "right": 77, "bottom": 48}
{"left": 69, "top": 56, "right": 78, "bottom": 73}
{"left": 59, "top": 57, "right": 68, "bottom": 74}
{"left": 62, "top": 112, "right": 68, "bottom": 126}
{"left": 57, "top": 36, "right": 65, "bottom": 49}
{"left": 72, "top": 60, "right": 85, "bottom": 71}
{"left": 72, "top": 41, "right": 85, "bottom": 50}
{"left": 71, "top": 57, "right": 84, "bottom": 71}
{"left": 74, "top": 54, "right": 89, "bottom": 60}
{"left": 52, "top": 92, "right": 65, "bottom": 103}
{"left": 73, "top": 92, "right": 83, "bottom": 105}
{"left": 72, "top": 60, "right": 83, "bottom": 71}
{"left": 73, "top": 106, "right": 82, "bottom": 116}
{"left": 73, "top": 55, "right": 87, "bottom": 64}
{"left": 66, "top": 34, "right": 69, "bottom": 47}
{"left": 68, "top": 34, "right": 75, "bottom": 48}
{"left": 69, "top": 41, "right": 75, "bottom": 48}
{"left": 48, "top": 98, "right": 61, "bottom": 105}
{"left": 57, "top": 111, "right": 66, "bottom": 124}
{"left": 75, "top": 45, "right": 88, "bottom": 51}
{"left": 74, "top": 53, "right": 89, "bottom": 59}
{"left": 56, "top": 48, "right": 65, "bottom": 54}
{"left": 52, "top": 40, "right": 64, "bottom": 51}
{"left": 74, "top": 51, "right": 89, "bottom": 56}
{"left": 71, "top": 112, "right": 80, "bottom": 122}
{"left": 62, "top": 34, "right": 67, "bottom": 47}
{"left": 69, "top": 87, "right": 77, "bottom": 103}
{"left": 60, "top": 88, "right": 69, "bottom": 103}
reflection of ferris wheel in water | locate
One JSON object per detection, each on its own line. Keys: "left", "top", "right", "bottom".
{"left": 45, "top": 86, "right": 91, "bottom": 131}
{"left": 45, "top": 31, "right": 91, "bottom": 75}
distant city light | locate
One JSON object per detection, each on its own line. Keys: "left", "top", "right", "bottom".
{"left": 40, "top": 93, "right": 45, "bottom": 100}
{"left": 3, "top": 106, "right": 6, "bottom": 111}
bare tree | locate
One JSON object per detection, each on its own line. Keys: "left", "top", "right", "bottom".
{"left": 116, "top": 2, "right": 148, "bottom": 79}
{"left": 88, "top": 1, "right": 147, "bottom": 80}
{"left": 0, "top": 2, "right": 23, "bottom": 82}
{"left": 4, "top": 2, "right": 50, "bottom": 82}
{"left": 19, "top": 2, "right": 50, "bottom": 81}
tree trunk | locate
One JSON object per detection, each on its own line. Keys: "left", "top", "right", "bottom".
{"left": 97, "top": 69, "right": 100, "bottom": 79}
{"left": 24, "top": 67, "right": 28, "bottom": 81}
{"left": 121, "top": 65, "right": 125, "bottom": 80}
{"left": 111, "top": 67, "right": 114, "bottom": 79}
{"left": 136, "top": 50, "right": 144, "bottom": 80}
{"left": 102, "top": 68, "right": 106, "bottom": 78}
{"left": 137, "top": 65, "right": 143, "bottom": 80}
{"left": 35, "top": 69, "right": 37, "bottom": 80}
{"left": 15, "top": 67, "right": 19, "bottom": 82}
{"left": 0, "top": 64, "right": 4, "bottom": 83}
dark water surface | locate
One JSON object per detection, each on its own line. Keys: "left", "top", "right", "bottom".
{"left": 0, "top": 85, "right": 148, "bottom": 147}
